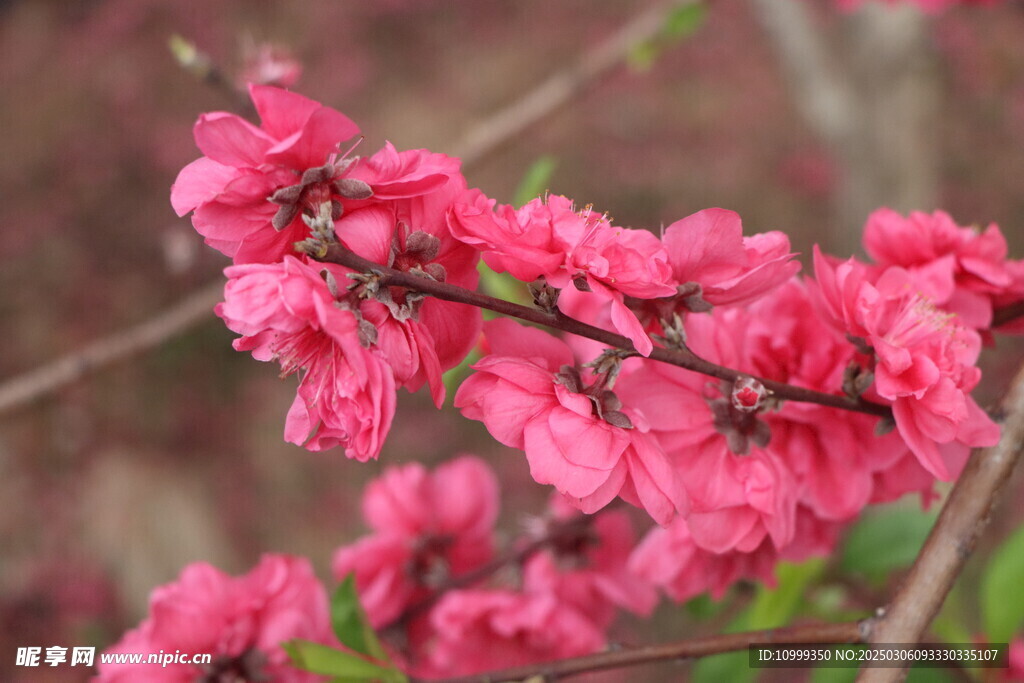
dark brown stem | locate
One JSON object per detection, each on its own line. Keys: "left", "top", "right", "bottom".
{"left": 418, "top": 620, "right": 868, "bottom": 683}
{"left": 318, "top": 243, "right": 892, "bottom": 419}
{"left": 992, "top": 299, "right": 1024, "bottom": 329}
{"left": 856, "top": 360, "right": 1024, "bottom": 683}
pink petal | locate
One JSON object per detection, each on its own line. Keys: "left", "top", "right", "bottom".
{"left": 193, "top": 112, "right": 274, "bottom": 167}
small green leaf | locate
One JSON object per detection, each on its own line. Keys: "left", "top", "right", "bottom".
{"left": 811, "top": 666, "right": 858, "bottom": 683}
{"left": 747, "top": 558, "right": 825, "bottom": 629}
{"left": 692, "top": 612, "right": 754, "bottom": 683}
{"left": 840, "top": 503, "right": 938, "bottom": 582}
{"left": 692, "top": 650, "right": 753, "bottom": 683}
{"left": 627, "top": 41, "right": 658, "bottom": 72}
{"left": 981, "top": 523, "right": 1024, "bottom": 642}
{"left": 331, "top": 575, "right": 389, "bottom": 663}
{"left": 283, "top": 640, "right": 405, "bottom": 681}
{"left": 662, "top": 3, "right": 707, "bottom": 40}
{"left": 513, "top": 155, "right": 558, "bottom": 206}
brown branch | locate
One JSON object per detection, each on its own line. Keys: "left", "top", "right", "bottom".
{"left": 318, "top": 243, "right": 892, "bottom": 419}
{"left": 423, "top": 620, "right": 867, "bottom": 683}
{"left": 387, "top": 515, "right": 595, "bottom": 635}
{"left": 992, "top": 299, "right": 1024, "bottom": 329}
{"left": 0, "top": 282, "right": 225, "bottom": 415}
{"left": 856, "top": 360, "right": 1024, "bottom": 683}
{"left": 452, "top": 0, "right": 701, "bottom": 167}
{"left": 0, "top": 1, "right": 687, "bottom": 417}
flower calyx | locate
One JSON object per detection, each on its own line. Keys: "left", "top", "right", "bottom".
{"left": 269, "top": 155, "right": 372, "bottom": 232}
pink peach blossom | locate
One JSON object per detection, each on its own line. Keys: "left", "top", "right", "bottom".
{"left": 454, "top": 319, "right": 687, "bottom": 524}
{"left": 810, "top": 248, "right": 1000, "bottom": 479}
{"left": 522, "top": 502, "right": 657, "bottom": 629}
{"left": 422, "top": 588, "right": 605, "bottom": 677}
{"left": 661, "top": 208, "right": 800, "bottom": 309}
{"left": 863, "top": 208, "right": 1024, "bottom": 329}
{"left": 629, "top": 516, "right": 779, "bottom": 602}
{"left": 217, "top": 255, "right": 396, "bottom": 460}
{"left": 171, "top": 84, "right": 363, "bottom": 264}
{"left": 332, "top": 456, "right": 499, "bottom": 628}
{"left": 96, "top": 555, "right": 332, "bottom": 683}
{"left": 449, "top": 194, "right": 675, "bottom": 355}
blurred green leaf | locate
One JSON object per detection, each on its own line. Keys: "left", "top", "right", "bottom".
{"left": 904, "top": 666, "right": 955, "bottom": 683}
{"left": 627, "top": 42, "right": 658, "bottom": 72}
{"left": 747, "top": 558, "right": 825, "bottom": 629}
{"left": 513, "top": 155, "right": 558, "bottom": 206}
{"left": 331, "top": 575, "right": 390, "bottom": 663}
{"left": 692, "top": 650, "right": 753, "bottom": 683}
{"left": 628, "top": 2, "right": 706, "bottom": 72}
{"left": 692, "top": 611, "right": 755, "bottom": 683}
{"left": 811, "top": 666, "right": 858, "bottom": 683}
{"left": 442, "top": 347, "right": 481, "bottom": 397}
{"left": 840, "top": 504, "right": 938, "bottom": 582}
{"left": 685, "top": 593, "right": 727, "bottom": 619}
{"left": 662, "top": 3, "right": 707, "bottom": 39}
{"left": 981, "top": 523, "right": 1024, "bottom": 642}
{"left": 930, "top": 583, "right": 973, "bottom": 645}
{"left": 283, "top": 640, "right": 405, "bottom": 681}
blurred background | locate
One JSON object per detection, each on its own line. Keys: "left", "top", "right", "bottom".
{"left": 1, "top": 0, "right": 1023, "bottom": 680}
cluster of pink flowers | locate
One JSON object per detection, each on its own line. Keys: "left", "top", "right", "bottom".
{"left": 175, "top": 85, "right": 481, "bottom": 461}
{"left": 96, "top": 555, "right": 333, "bottom": 682}
{"left": 331, "top": 458, "right": 655, "bottom": 678}
{"left": 167, "top": 85, "right": 1024, "bottom": 669}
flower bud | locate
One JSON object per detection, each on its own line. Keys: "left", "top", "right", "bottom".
{"left": 731, "top": 376, "right": 768, "bottom": 413}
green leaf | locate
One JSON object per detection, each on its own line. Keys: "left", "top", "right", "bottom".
{"left": 627, "top": 41, "right": 658, "bottom": 72}
{"left": 692, "top": 650, "right": 754, "bottom": 683}
{"left": 692, "top": 611, "right": 754, "bottom": 683}
{"left": 628, "top": 3, "right": 706, "bottom": 72}
{"left": 747, "top": 558, "right": 825, "bottom": 629}
{"left": 513, "top": 155, "right": 558, "bottom": 206}
{"left": 811, "top": 666, "right": 858, "bottom": 683}
{"left": 840, "top": 503, "right": 938, "bottom": 582}
{"left": 662, "top": 3, "right": 707, "bottom": 40}
{"left": 478, "top": 261, "right": 528, "bottom": 309}
{"left": 981, "top": 523, "right": 1024, "bottom": 642}
{"left": 331, "top": 575, "right": 390, "bottom": 663}
{"left": 283, "top": 640, "right": 405, "bottom": 681}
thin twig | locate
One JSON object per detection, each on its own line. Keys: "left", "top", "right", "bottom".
{"left": 420, "top": 620, "right": 867, "bottom": 683}
{"left": 856, "top": 360, "right": 1024, "bottom": 683}
{"left": 0, "top": 0, "right": 692, "bottom": 416}
{"left": 453, "top": 0, "right": 700, "bottom": 166}
{"left": 386, "top": 515, "right": 595, "bottom": 635}
{"left": 318, "top": 242, "right": 892, "bottom": 418}
{"left": 0, "top": 282, "right": 225, "bottom": 415}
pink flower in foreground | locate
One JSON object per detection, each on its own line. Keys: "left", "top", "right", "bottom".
{"left": 522, "top": 499, "right": 657, "bottom": 629}
{"left": 454, "top": 319, "right": 687, "bottom": 524}
{"left": 661, "top": 208, "right": 800, "bottom": 310}
{"left": 332, "top": 456, "right": 500, "bottom": 628}
{"left": 171, "top": 84, "right": 364, "bottom": 264}
{"left": 217, "top": 255, "right": 396, "bottom": 460}
{"left": 863, "top": 208, "right": 1024, "bottom": 329}
{"left": 422, "top": 588, "right": 604, "bottom": 678}
{"left": 629, "top": 516, "right": 778, "bottom": 602}
{"left": 97, "top": 555, "right": 331, "bottom": 683}
{"left": 450, "top": 194, "right": 674, "bottom": 355}
{"left": 333, "top": 178, "right": 482, "bottom": 405}
{"left": 811, "top": 248, "right": 1000, "bottom": 479}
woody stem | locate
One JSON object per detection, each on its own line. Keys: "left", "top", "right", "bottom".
{"left": 314, "top": 243, "right": 892, "bottom": 419}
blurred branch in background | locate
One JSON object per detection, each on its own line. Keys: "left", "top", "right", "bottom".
{"left": 857, "top": 360, "right": 1024, "bottom": 683}
{"left": 0, "top": 0, "right": 699, "bottom": 417}
{"left": 749, "top": 0, "right": 939, "bottom": 256}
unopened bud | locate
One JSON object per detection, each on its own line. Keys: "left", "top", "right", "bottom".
{"left": 731, "top": 376, "right": 768, "bottom": 413}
